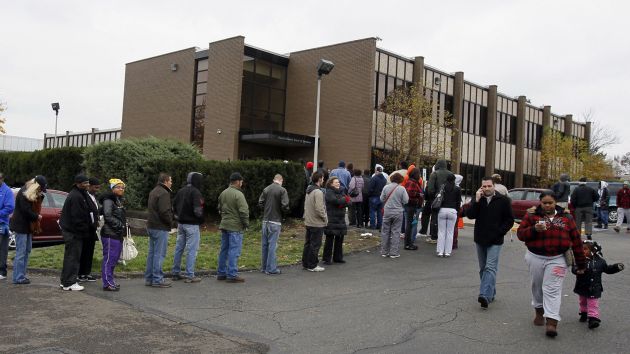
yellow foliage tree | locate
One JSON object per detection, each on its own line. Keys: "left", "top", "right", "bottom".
{"left": 0, "top": 102, "right": 6, "bottom": 134}
{"left": 374, "top": 84, "right": 455, "bottom": 169}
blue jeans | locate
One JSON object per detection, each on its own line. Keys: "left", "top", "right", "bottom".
{"left": 218, "top": 230, "right": 243, "bottom": 279}
{"left": 261, "top": 221, "right": 281, "bottom": 274}
{"left": 144, "top": 228, "right": 169, "bottom": 284}
{"left": 12, "top": 233, "right": 32, "bottom": 283}
{"left": 597, "top": 207, "right": 609, "bottom": 227}
{"left": 369, "top": 196, "right": 383, "bottom": 229}
{"left": 476, "top": 243, "right": 502, "bottom": 302}
{"left": 172, "top": 224, "right": 201, "bottom": 278}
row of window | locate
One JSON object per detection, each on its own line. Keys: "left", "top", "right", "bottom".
{"left": 46, "top": 132, "right": 120, "bottom": 148}
{"left": 375, "top": 51, "right": 413, "bottom": 82}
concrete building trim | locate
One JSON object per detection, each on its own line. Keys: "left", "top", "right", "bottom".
{"left": 484, "top": 85, "right": 498, "bottom": 175}
{"left": 451, "top": 72, "right": 464, "bottom": 174}
{"left": 515, "top": 96, "right": 527, "bottom": 187}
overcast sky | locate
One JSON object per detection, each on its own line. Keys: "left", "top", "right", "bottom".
{"left": 2, "top": 0, "right": 628, "bottom": 157}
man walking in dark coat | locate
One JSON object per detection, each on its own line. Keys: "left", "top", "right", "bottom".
{"left": 466, "top": 177, "right": 514, "bottom": 309}
{"left": 60, "top": 175, "right": 93, "bottom": 291}
{"left": 570, "top": 177, "right": 599, "bottom": 240}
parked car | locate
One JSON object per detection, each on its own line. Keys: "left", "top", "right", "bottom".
{"left": 568, "top": 181, "right": 625, "bottom": 224}
{"left": 8, "top": 188, "right": 68, "bottom": 249}
{"left": 508, "top": 188, "right": 550, "bottom": 222}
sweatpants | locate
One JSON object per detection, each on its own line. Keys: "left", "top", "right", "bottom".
{"left": 60, "top": 231, "right": 85, "bottom": 287}
{"left": 616, "top": 208, "right": 630, "bottom": 228}
{"left": 525, "top": 251, "right": 567, "bottom": 321}
{"left": 574, "top": 206, "right": 593, "bottom": 236}
{"left": 578, "top": 296, "right": 600, "bottom": 319}
{"left": 101, "top": 237, "right": 122, "bottom": 288}
{"left": 437, "top": 208, "right": 457, "bottom": 255}
{"left": 381, "top": 213, "right": 403, "bottom": 256}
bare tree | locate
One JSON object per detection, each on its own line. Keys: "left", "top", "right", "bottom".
{"left": 581, "top": 109, "right": 619, "bottom": 155}
{"left": 0, "top": 101, "right": 6, "bottom": 134}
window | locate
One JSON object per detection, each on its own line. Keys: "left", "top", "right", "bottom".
{"left": 508, "top": 190, "right": 525, "bottom": 200}
{"left": 525, "top": 191, "right": 541, "bottom": 201}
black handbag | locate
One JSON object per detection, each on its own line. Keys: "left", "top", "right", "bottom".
{"left": 431, "top": 184, "right": 445, "bottom": 211}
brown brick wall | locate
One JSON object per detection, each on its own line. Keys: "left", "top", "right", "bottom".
{"left": 284, "top": 38, "right": 376, "bottom": 171}
{"left": 202, "top": 36, "right": 245, "bottom": 161}
{"left": 121, "top": 48, "right": 196, "bottom": 143}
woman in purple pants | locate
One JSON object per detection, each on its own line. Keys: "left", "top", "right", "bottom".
{"left": 99, "top": 179, "right": 127, "bottom": 291}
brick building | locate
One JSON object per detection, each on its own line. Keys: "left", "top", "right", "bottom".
{"left": 121, "top": 36, "right": 589, "bottom": 192}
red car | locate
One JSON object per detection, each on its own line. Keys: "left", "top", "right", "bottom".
{"left": 9, "top": 188, "right": 68, "bottom": 249}
{"left": 508, "top": 188, "right": 550, "bottom": 222}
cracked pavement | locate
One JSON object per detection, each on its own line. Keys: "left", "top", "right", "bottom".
{"left": 3, "top": 227, "right": 630, "bottom": 353}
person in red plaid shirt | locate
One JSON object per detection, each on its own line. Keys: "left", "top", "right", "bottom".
{"left": 517, "top": 190, "right": 586, "bottom": 338}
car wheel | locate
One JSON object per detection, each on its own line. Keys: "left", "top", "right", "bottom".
{"left": 9, "top": 230, "right": 16, "bottom": 250}
{"left": 608, "top": 209, "right": 618, "bottom": 224}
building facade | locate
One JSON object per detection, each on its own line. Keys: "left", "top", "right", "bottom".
{"left": 0, "top": 134, "right": 43, "bottom": 152}
{"left": 121, "top": 36, "right": 589, "bottom": 192}
{"left": 43, "top": 128, "right": 121, "bottom": 149}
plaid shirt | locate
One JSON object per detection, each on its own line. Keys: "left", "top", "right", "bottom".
{"left": 517, "top": 206, "right": 586, "bottom": 269}
{"left": 404, "top": 179, "right": 424, "bottom": 207}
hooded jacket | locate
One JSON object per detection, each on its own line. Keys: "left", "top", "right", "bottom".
{"left": 59, "top": 185, "right": 93, "bottom": 236}
{"left": 304, "top": 184, "right": 327, "bottom": 227}
{"left": 570, "top": 183, "right": 599, "bottom": 208}
{"left": 617, "top": 185, "right": 630, "bottom": 209}
{"left": 598, "top": 181, "right": 610, "bottom": 208}
{"left": 372, "top": 164, "right": 389, "bottom": 182}
{"left": 99, "top": 191, "right": 126, "bottom": 240}
{"left": 367, "top": 172, "right": 387, "bottom": 198}
{"left": 173, "top": 172, "right": 205, "bottom": 225}
{"left": 426, "top": 160, "right": 453, "bottom": 199}
{"left": 551, "top": 174, "right": 571, "bottom": 202}
{"left": 0, "top": 182, "right": 15, "bottom": 226}
{"left": 572, "top": 254, "right": 623, "bottom": 298}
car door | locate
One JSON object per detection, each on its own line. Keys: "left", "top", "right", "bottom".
{"left": 36, "top": 191, "right": 66, "bottom": 242}
{"left": 508, "top": 190, "right": 527, "bottom": 220}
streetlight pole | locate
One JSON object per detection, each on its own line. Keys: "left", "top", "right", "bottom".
{"left": 312, "top": 59, "right": 334, "bottom": 167}
{"left": 313, "top": 76, "right": 322, "bottom": 167}
{"left": 51, "top": 103, "right": 60, "bottom": 148}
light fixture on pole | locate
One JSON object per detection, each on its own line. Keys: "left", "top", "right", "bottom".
{"left": 51, "top": 102, "right": 60, "bottom": 148}
{"left": 313, "top": 59, "right": 334, "bottom": 167}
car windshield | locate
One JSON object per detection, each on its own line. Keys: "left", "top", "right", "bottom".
{"left": 508, "top": 190, "right": 525, "bottom": 200}
{"left": 46, "top": 192, "right": 67, "bottom": 208}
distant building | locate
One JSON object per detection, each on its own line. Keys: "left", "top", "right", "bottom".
{"left": 0, "top": 134, "right": 43, "bottom": 152}
{"left": 43, "top": 128, "right": 121, "bottom": 149}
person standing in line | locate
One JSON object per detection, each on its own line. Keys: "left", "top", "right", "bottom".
{"left": 613, "top": 181, "right": 630, "bottom": 233}
{"left": 59, "top": 175, "right": 92, "bottom": 291}
{"left": 348, "top": 169, "right": 364, "bottom": 228}
{"left": 517, "top": 190, "right": 586, "bottom": 338}
{"left": 145, "top": 173, "right": 175, "bottom": 288}
{"left": 436, "top": 174, "right": 461, "bottom": 257}
{"left": 403, "top": 168, "right": 423, "bottom": 250}
{"left": 465, "top": 177, "right": 514, "bottom": 309}
{"left": 452, "top": 174, "right": 464, "bottom": 250}
{"left": 323, "top": 177, "right": 351, "bottom": 264}
{"left": 595, "top": 181, "right": 610, "bottom": 229}
{"left": 551, "top": 173, "right": 571, "bottom": 209}
{"left": 172, "top": 172, "right": 205, "bottom": 283}
{"left": 9, "top": 176, "right": 46, "bottom": 284}
{"left": 424, "top": 160, "right": 454, "bottom": 243}
{"left": 305, "top": 161, "right": 314, "bottom": 179}
{"left": 217, "top": 173, "right": 250, "bottom": 283}
{"left": 372, "top": 163, "right": 390, "bottom": 183}
{"left": 570, "top": 177, "right": 599, "bottom": 240}
{"left": 78, "top": 177, "right": 101, "bottom": 283}
{"left": 368, "top": 166, "right": 387, "bottom": 230}
{"left": 302, "top": 172, "right": 327, "bottom": 272}
{"left": 346, "top": 163, "right": 356, "bottom": 223}
{"left": 329, "top": 160, "right": 351, "bottom": 193}
{"left": 491, "top": 174, "right": 508, "bottom": 196}
{"left": 0, "top": 172, "right": 16, "bottom": 281}
{"left": 99, "top": 179, "right": 127, "bottom": 291}
{"left": 379, "top": 173, "right": 409, "bottom": 258}
{"left": 361, "top": 169, "right": 372, "bottom": 228}
{"left": 258, "top": 174, "right": 290, "bottom": 275}
{"left": 316, "top": 160, "right": 329, "bottom": 184}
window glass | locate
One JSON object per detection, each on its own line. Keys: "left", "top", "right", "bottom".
{"left": 508, "top": 190, "right": 524, "bottom": 200}
{"left": 388, "top": 56, "right": 397, "bottom": 76}
{"left": 196, "top": 82, "right": 206, "bottom": 95}
{"left": 47, "top": 192, "right": 67, "bottom": 208}
{"left": 525, "top": 191, "right": 541, "bottom": 201}
{"left": 197, "top": 59, "right": 208, "bottom": 71}
{"left": 255, "top": 60, "right": 271, "bottom": 84}
{"left": 269, "top": 89, "right": 285, "bottom": 114}
{"left": 379, "top": 53, "right": 388, "bottom": 73}
{"left": 405, "top": 62, "right": 413, "bottom": 82}
{"left": 270, "top": 64, "right": 286, "bottom": 89}
{"left": 195, "top": 95, "right": 206, "bottom": 107}
{"left": 375, "top": 52, "right": 380, "bottom": 71}
{"left": 254, "top": 86, "right": 269, "bottom": 111}
{"left": 397, "top": 59, "right": 405, "bottom": 80}
{"left": 196, "top": 70, "right": 207, "bottom": 83}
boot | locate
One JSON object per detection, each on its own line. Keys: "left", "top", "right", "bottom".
{"left": 533, "top": 307, "right": 545, "bottom": 326}
{"left": 588, "top": 317, "right": 601, "bottom": 329}
{"left": 579, "top": 312, "right": 588, "bottom": 322}
{"left": 545, "top": 318, "right": 558, "bottom": 337}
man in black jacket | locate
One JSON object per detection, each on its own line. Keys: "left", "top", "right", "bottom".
{"left": 570, "top": 177, "right": 599, "bottom": 240}
{"left": 258, "top": 174, "right": 290, "bottom": 275}
{"left": 145, "top": 173, "right": 174, "bottom": 288}
{"left": 171, "top": 172, "right": 204, "bottom": 283}
{"left": 465, "top": 177, "right": 515, "bottom": 309}
{"left": 59, "top": 175, "right": 93, "bottom": 291}
{"left": 78, "top": 177, "right": 101, "bottom": 282}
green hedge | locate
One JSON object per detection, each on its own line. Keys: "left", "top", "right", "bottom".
{"left": 140, "top": 159, "right": 307, "bottom": 217}
{"left": 0, "top": 147, "right": 84, "bottom": 191}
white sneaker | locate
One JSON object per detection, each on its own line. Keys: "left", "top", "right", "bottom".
{"left": 389, "top": 255, "right": 400, "bottom": 259}
{"left": 62, "top": 283, "right": 85, "bottom": 291}
{"left": 0, "top": 274, "right": 6, "bottom": 280}
{"left": 307, "top": 266, "right": 325, "bottom": 272}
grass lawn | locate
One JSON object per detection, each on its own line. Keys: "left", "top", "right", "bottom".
{"left": 16, "top": 220, "right": 380, "bottom": 274}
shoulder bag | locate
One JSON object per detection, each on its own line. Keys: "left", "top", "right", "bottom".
{"left": 431, "top": 184, "right": 445, "bottom": 211}
{"left": 121, "top": 224, "right": 139, "bottom": 261}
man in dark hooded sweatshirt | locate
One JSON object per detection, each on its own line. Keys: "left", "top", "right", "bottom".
{"left": 172, "top": 172, "right": 205, "bottom": 283}
{"left": 422, "top": 160, "right": 453, "bottom": 243}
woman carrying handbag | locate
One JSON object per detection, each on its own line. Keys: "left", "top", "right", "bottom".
{"left": 99, "top": 178, "right": 127, "bottom": 291}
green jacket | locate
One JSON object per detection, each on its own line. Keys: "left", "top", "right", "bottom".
{"left": 218, "top": 185, "right": 250, "bottom": 231}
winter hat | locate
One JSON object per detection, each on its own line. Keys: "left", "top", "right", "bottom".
{"left": 74, "top": 174, "right": 89, "bottom": 184}
{"left": 109, "top": 178, "right": 125, "bottom": 189}
{"left": 306, "top": 161, "right": 314, "bottom": 170}
{"left": 338, "top": 160, "right": 346, "bottom": 168}
{"left": 88, "top": 177, "right": 100, "bottom": 186}
{"left": 229, "top": 172, "right": 243, "bottom": 182}
{"left": 34, "top": 175, "right": 47, "bottom": 192}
